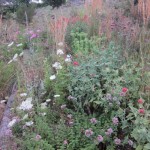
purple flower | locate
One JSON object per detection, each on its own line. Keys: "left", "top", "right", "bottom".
{"left": 90, "top": 118, "right": 97, "bottom": 124}
{"left": 30, "top": 33, "right": 38, "bottom": 40}
{"left": 35, "top": 134, "right": 41, "bottom": 141}
{"left": 120, "top": 92, "right": 126, "bottom": 97}
{"left": 128, "top": 140, "right": 133, "bottom": 146}
{"left": 114, "top": 138, "right": 121, "bottom": 145}
{"left": 112, "top": 117, "right": 119, "bottom": 125}
{"left": 63, "top": 140, "right": 68, "bottom": 145}
{"left": 106, "top": 93, "right": 112, "bottom": 100}
{"left": 105, "top": 128, "right": 113, "bottom": 135}
{"left": 97, "top": 135, "right": 103, "bottom": 143}
{"left": 85, "top": 129, "right": 94, "bottom": 137}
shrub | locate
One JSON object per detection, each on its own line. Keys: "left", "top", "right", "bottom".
{"left": 16, "top": 4, "right": 35, "bottom": 24}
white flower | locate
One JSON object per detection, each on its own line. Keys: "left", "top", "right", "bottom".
{"left": 58, "top": 42, "right": 63, "bottom": 46}
{"left": 46, "top": 99, "right": 51, "bottom": 103}
{"left": 0, "top": 100, "right": 6, "bottom": 103}
{"left": 39, "top": 112, "right": 46, "bottom": 116}
{"left": 57, "top": 49, "right": 64, "bottom": 55}
{"left": 18, "top": 97, "right": 33, "bottom": 111}
{"left": 12, "top": 53, "right": 18, "bottom": 61}
{"left": 22, "top": 114, "right": 28, "bottom": 120}
{"left": 41, "top": 102, "right": 47, "bottom": 109}
{"left": 20, "top": 93, "right": 27, "bottom": 97}
{"left": 52, "top": 62, "right": 62, "bottom": 70}
{"left": 8, "top": 119, "right": 17, "bottom": 128}
{"left": 8, "top": 42, "right": 14, "bottom": 47}
{"left": 8, "top": 60, "right": 13, "bottom": 64}
{"left": 17, "top": 43, "right": 23, "bottom": 47}
{"left": 50, "top": 75, "right": 56, "bottom": 80}
{"left": 65, "top": 57, "right": 72, "bottom": 62}
{"left": 25, "top": 121, "right": 33, "bottom": 126}
{"left": 54, "top": 95, "right": 60, "bottom": 98}
{"left": 19, "top": 52, "right": 24, "bottom": 57}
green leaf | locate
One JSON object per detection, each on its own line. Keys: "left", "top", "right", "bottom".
{"left": 144, "top": 143, "right": 150, "bottom": 150}
{"left": 136, "top": 145, "right": 143, "bottom": 150}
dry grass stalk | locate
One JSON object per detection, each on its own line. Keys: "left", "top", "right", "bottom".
{"left": 138, "top": 0, "right": 150, "bottom": 25}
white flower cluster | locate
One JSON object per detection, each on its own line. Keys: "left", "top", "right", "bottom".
{"left": 57, "top": 49, "right": 64, "bottom": 55}
{"left": 8, "top": 52, "right": 24, "bottom": 64}
{"left": 8, "top": 118, "right": 17, "bottom": 128}
{"left": 18, "top": 97, "right": 33, "bottom": 111}
{"left": 52, "top": 62, "right": 62, "bottom": 70}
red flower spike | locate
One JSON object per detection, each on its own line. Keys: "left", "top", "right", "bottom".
{"left": 138, "top": 108, "right": 145, "bottom": 114}
{"left": 138, "top": 99, "right": 144, "bottom": 104}
{"left": 122, "top": 87, "right": 128, "bottom": 93}
{"left": 73, "top": 61, "right": 79, "bottom": 66}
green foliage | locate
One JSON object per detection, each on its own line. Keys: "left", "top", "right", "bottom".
{"left": 65, "top": 21, "right": 88, "bottom": 48}
{"left": 16, "top": 4, "right": 35, "bottom": 24}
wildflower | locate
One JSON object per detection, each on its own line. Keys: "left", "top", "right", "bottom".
{"left": 57, "top": 49, "right": 64, "bottom": 55}
{"left": 67, "top": 95, "right": 76, "bottom": 101}
{"left": 138, "top": 99, "right": 144, "bottom": 104}
{"left": 25, "top": 121, "right": 34, "bottom": 126}
{"left": 0, "top": 100, "right": 6, "bottom": 103}
{"left": 8, "top": 60, "right": 13, "bottom": 64}
{"left": 114, "top": 138, "right": 121, "bottom": 145}
{"left": 22, "top": 114, "right": 28, "bottom": 120}
{"left": 12, "top": 53, "right": 18, "bottom": 61}
{"left": 63, "top": 140, "right": 68, "bottom": 145}
{"left": 73, "top": 61, "right": 79, "bottom": 66}
{"left": 30, "top": 33, "right": 37, "bottom": 40}
{"left": 120, "top": 92, "right": 126, "bottom": 97}
{"left": 52, "top": 62, "right": 62, "bottom": 70}
{"left": 35, "top": 134, "right": 41, "bottom": 141}
{"left": 106, "top": 93, "right": 112, "bottom": 100}
{"left": 54, "top": 95, "right": 60, "bottom": 98}
{"left": 85, "top": 129, "right": 94, "bottom": 137}
{"left": 65, "top": 57, "right": 72, "bottom": 62}
{"left": 58, "top": 42, "right": 63, "bottom": 47}
{"left": 50, "top": 75, "right": 56, "bottom": 80}
{"left": 105, "top": 128, "right": 113, "bottom": 135}
{"left": 112, "top": 117, "right": 119, "bottom": 125}
{"left": 138, "top": 108, "right": 145, "bottom": 114}
{"left": 8, "top": 42, "right": 14, "bottom": 47}
{"left": 128, "top": 140, "right": 133, "bottom": 146}
{"left": 17, "top": 43, "right": 23, "bottom": 47}
{"left": 18, "top": 97, "right": 33, "bottom": 111}
{"left": 97, "top": 135, "right": 103, "bottom": 143}
{"left": 41, "top": 102, "right": 47, "bottom": 109}
{"left": 19, "top": 52, "right": 24, "bottom": 57}
{"left": 67, "top": 114, "right": 72, "bottom": 119}
{"left": 68, "top": 121, "right": 74, "bottom": 125}
{"left": 122, "top": 87, "right": 128, "bottom": 93}
{"left": 8, "top": 119, "right": 17, "bottom": 128}
{"left": 46, "top": 99, "right": 51, "bottom": 103}
{"left": 20, "top": 93, "right": 27, "bottom": 97}
{"left": 39, "top": 112, "right": 46, "bottom": 116}
{"left": 90, "top": 118, "right": 97, "bottom": 124}
{"left": 61, "top": 104, "right": 66, "bottom": 109}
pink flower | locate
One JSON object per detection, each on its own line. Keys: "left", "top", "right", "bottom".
{"left": 138, "top": 99, "right": 143, "bottom": 104}
{"left": 122, "top": 87, "right": 128, "bottom": 93}
{"left": 128, "top": 140, "right": 133, "bottom": 146}
{"left": 90, "top": 118, "right": 97, "bottom": 124}
{"left": 114, "top": 138, "right": 121, "bottom": 145}
{"left": 85, "top": 129, "right": 94, "bottom": 137}
{"left": 73, "top": 61, "right": 79, "bottom": 66}
{"left": 97, "top": 135, "right": 103, "bottom": 143}
{"left": 120, "top": 92, "right": 126, "bottom": 97}
{"left": 112, "top": 117, "right": 119, "bottom": 125}
{"left": 67, "top": 114, "right": 72, "bottom": 119}
{"left": 35, "top": 134, "right": 41, "bottom": 141}
{"left": 63, "top": 140, "right": 68, "bottom": 145}
{"left": 138, "top": 108, "right": 145, "bottom": 114}
{"left": 30, "top": 33, "right": 38, "bottom": 40}
{"left": 105, "top": 128, "right": 113, "bottom": 135}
